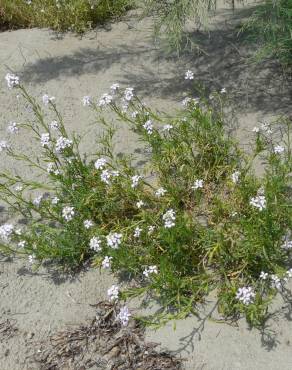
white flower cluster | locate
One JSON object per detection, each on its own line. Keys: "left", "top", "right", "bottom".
{"left": 106, "top": 232, "right": 122, "bottom": 249}
{"left": 42, "top": 94, "right": 55, "bottom": 105}
{"left": 50, "top": 120, "right": 59, "bottom": 130}
{"left": 192, "top": 179, "right": 204, "bottom": 190}
{"left": 281, "top": 238, "right": 292, "bottom": 250}
{"left": 100, "top": 169, "right": 119, "bottom": 185}
{"left": 143, "top": 120, "right": 153, "bottom": 135}
{"left": 155, "top": 187, "right": 167, "bottom": 197}
{"left": 107, "top": 285, "right": 119, "bottom": 301}
{"left": 162, "top": 209, "right": 176, "bottom": 228}
{"left": 236, "top": 286, "right": 255, "bottom": 305}
{"left": 41, "top": 133, "right": 50, "bottom": 147}
{"left": 148, "top": 225, "right": 155, "bottom": 235}
{"left": 143, "top": 265, "right": 158, "bottom": 278}
{"left": 7, "top": 122, "right": 19, "bottom": 134}
{"left": 28, "top": 254, "right": 36, "bottom": 264}
{"left": 185, "top": 70, "right": 194, "bottom": 80}
{"left": 33, "top": 194, "right": 43, "bottom": 207}
{"left": 98, "top": 93, "right": 113, "bottom": 107}
{"left": 84, "top": 219, "right": 94, "bottom": 229}
{"left": 102, "top": 256, "right": 112, "bottom": 269}
{"left": 259, "top": 271, "right": 268, "bottom": 280}
{"left": 274, "top": 145, "right": 284, "bottom": 154}
{"left": 231, "top": 171, "right": 240, "bottom": 184}
{"left": 94, "top": 157, "right": 107, "bottom": 170}
{"left": 0, "top": 224, "right": 14, "bottom": 241}
{"left": 162, "top": 124, "right": 173, "bottom": 132}
{"left": 131, "top": 175, "right": 142, "bottom": 188}
{"left": 250, "top": 188, "right": 266, "bottom": 211}
{"left": 89, "top": 236, "right": 101, "bottom": 252}
{"left": 110, "top": 83, "right": 119, "bottom": 93}
{"left": 47, "top": 162, "right": 60, "bottom": 175}
{"left": 62, "top": 206, "right": 75, "bottom": 221}
{"left": 55, "top": 136, "right": 73, "bottom": 153}
{"left": 5, "top": 73, "right": 19, "bottom": 88}
{"left": 18, "top": 240, "right": 26, "bottom": 248}
{"left": 134, "top": 227, "right": 142, "bottom": 238}
{"left": 124, "top": 87, "right": 134, "bottom": 102}
{"left": 271, "top": 274, "right": 282, "bottom": 290}
{"left": 82, "top": 96, "right": 91, "bottom": 106}
{"left": 117, "top": 306, "right": 131, "bottom": 326}
{"left": 51, "top": 196, "right": 59, "bottom": 205}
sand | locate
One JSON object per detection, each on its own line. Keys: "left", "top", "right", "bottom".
{"left": 0, "top": 2, "right": 291, "bottom": 369}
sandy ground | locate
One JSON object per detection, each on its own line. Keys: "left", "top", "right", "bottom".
{"left": 0, "top": 2, "right": 291, "bottom": 369}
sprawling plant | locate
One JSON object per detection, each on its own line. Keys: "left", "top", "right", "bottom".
{"left": 1, "top": 72, "right": 291, "bottom": 327}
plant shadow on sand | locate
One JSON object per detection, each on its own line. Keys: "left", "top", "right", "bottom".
{"left": 19, "top": 6, "right": 291, "bottom": 117}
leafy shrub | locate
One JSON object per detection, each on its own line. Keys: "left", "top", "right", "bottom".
{"left": 1, "top": 73, "right": 292, "bottom": 327}
{"left": 241, "top": 0, "right": 292, "bottom": 67}
{"left": 0, "top": 0, "right": 133, "bottom": 33}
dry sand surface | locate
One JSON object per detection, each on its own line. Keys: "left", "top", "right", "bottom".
{"left": 0, "top": 2, "right": 291, "bottom": 369}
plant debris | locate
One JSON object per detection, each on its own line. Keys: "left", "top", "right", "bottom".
{"left": 0, "top": 319, "right": 18, "bottom": 341}
{"left": 33, "top": 301, "right": 183, "bottom": 370}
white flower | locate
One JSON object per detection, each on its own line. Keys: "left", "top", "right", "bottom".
{"left": 50, "top": 120, "right": 59, "bottom": 130}
{"left": 42, "top": 94, "right": 55, "bottom": 105}
{"left": 131, "top": 175, "right": 142, "bottom": 188}
{"left": 220, "top": 87, "right": 226, "bottom": 94}
{"left": 136, "top": 200, "right": 145, "bottom": 209}
{"left": 82, "top": 96, "right": 91, "bottom": 106}
{"left": 192, "top": 179, "right": 204, "bottom": 190}
{"left": 110, "top": 83, "right": 119, "bottom": 93}
{"left": 15, "top": 185, "right": 23, "bottom": 192}
{"left": 5, "top": 73, "right": 19, "bottom": 88}
{"left": 62, "top": 206, "right": 75, "bottom": 221}
{"left": 100, "top": 169, "right": 119, "bottom": 185}
{"left": 124, "top": 87, "right": 134, "bottom": 101}
{"left": 274, "top": 145, "right": 284, "bottom": 154}
{"left": 143, "top": 120, "right": 153, "bottom": 135}
{"left": 28, "top": 254, "right": 36, "bottom": 264}
{"left": 98, "top": 93, "right": 113, "bottom": 107}
{"left": 18, "top": 240, "right": 26, "bottom": 248}
{"left": 15, "top": 228, "right": 22, "bottom": 235}
{"left": 0, "top": 140, "right": 10, "bottom": 152}
{"left": 7, "top": 122, "right": 19, "bottom": 134}
{"left": 94, "top": 157, "right": 107, "bottom": 170}
{"left": 182, "top": 97, "right": 191, "bottom": 106}
{"left": 261, "top": 122, "right": 272, "bottom": 134}
{"left": 281, "top": 237, "right": 292, "bottom": 250}
{"left": 162, "top": 124, "right": 173, "bottom": 132}
{"left": 252, "top": 126, "right": 260, "bottom": 133}
{"left": 231, "top": 211, "right": 238, "bottom": 217}
{"left": 260, "top": 271, "right": 268, "bottom": 280}
{"left": 250, "top": 195, "right": 266, "bottom": 211}
{"left": 107, "top": 285, "right": 119, "bottom": 301}
{"left": 155, "top": 187, "right": 167, "bottom": 197}
{"left": 84, "top": 219, "right": 94, "bottom": 229}
{"left": 231, "top": 171, "right": 240, "bottom": 184}
{"left": 134, "top": 227, "right": 142, "bottom": 238}
{"left": 143, "top": 265, "right": 158, "bottom": 278}
{"left": 148, "top": 225, "right": 155, "bottom": 235}
{"left": 131, "top": 111, "right": 138, "bottom": 118}
{"left": 121, "top": 101, "right": 129, "bottom": 112}
{"left": 40, "top": 133, "right": 50, "bottom": 147}
{"left": 117, "top": 306, "right": 131, "bottom": 326}
{"left": 89, "top": 236, "right": 101, "bottom": 252}
{"left": 33, "top": 195, "right": 43, "bottom": 207}
{"left": 185, "top": 70, "right": 194, "bottom": 80}
{"left": 55, "top": 136, "right": 72, "bottom": 153}
{"left": 102, "top": 256, "right": 112, "bottom": 269}
{"left": 0, "top": 224, "right": 14, "bottom": 241}
{"left": 51, "top": 196, "right": 59, "bottom": 205}
{"left": 106, "top": 232, "right": 122, "bottom": 249}
{"left": 271, "top": 274, "right": 282, "bottom": 290}
{"left": 47, "top": 162, "right": 60, "bottom": 175}
{"left": 162, "top": 209, "right": 176, "bottom": 229}
{"left": 236, "top": 286, "right": 255, "bottom": 305}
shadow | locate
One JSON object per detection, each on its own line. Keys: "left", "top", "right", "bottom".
{"left": 19, "top": 6, "right": 291, "bottom": 117}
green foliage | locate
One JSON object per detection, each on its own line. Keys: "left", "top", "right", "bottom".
{"left": 241, "top": 0, "right": 292, "bottom": 67}
{"left": 0, "top": 80, "right": 292, "bottom": 328}
{"left": 0, "top": 0, "right": 133, "bottom": 33}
